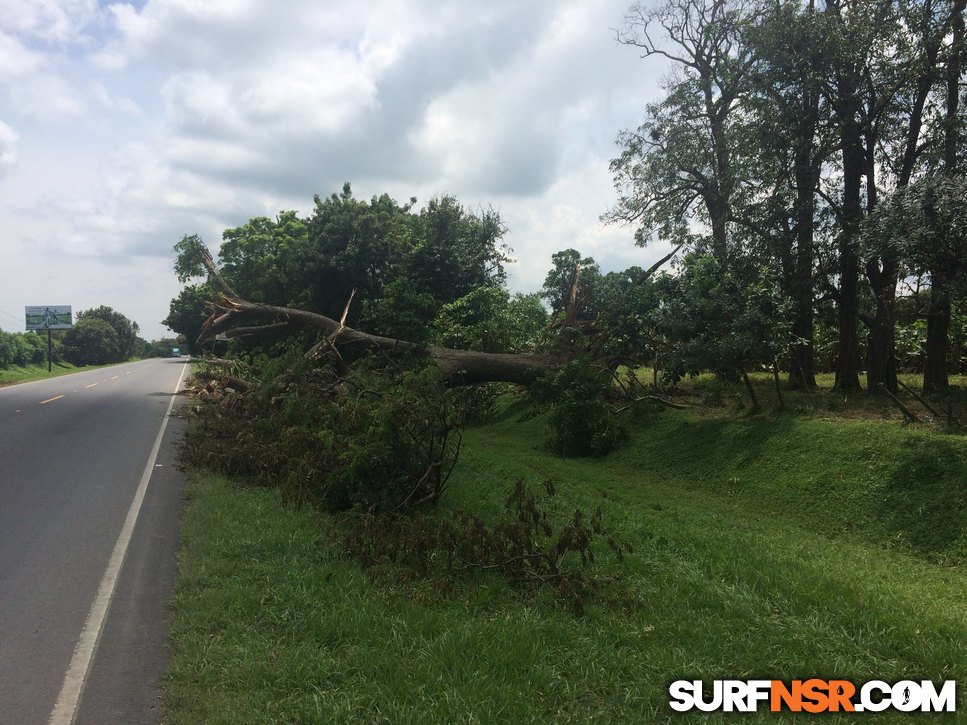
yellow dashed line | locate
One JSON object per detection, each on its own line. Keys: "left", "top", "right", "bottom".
{"left": 39, "top": 395, "right": 65, "bottom": 405}
{"left": 110, "top": 375, "right": 120, "bottom": 380}
{"left": 85, "top": 383, "right": 98, "bottom": 389}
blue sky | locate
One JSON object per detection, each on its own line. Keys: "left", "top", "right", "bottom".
{"left": 0, "top": 0, "right": 670, "bottom": 340}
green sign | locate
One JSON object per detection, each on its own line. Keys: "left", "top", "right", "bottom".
{"left": 25, "top": 306, "right": 73, "bottom": 330}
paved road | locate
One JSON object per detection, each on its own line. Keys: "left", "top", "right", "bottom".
{"left": 0, "top": 358, "right": 188, "bottom": 724}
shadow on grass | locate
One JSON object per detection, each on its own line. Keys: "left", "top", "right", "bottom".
{"left": 879, "top": 437, "right": 967, "bottom": 555}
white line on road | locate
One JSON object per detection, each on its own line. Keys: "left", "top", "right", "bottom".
{"left": 48, "top": 361, "right": 188, "bottom": 725}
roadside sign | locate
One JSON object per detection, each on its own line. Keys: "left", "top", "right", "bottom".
{"left": 25, "top": 306, "right": 73, "bottom": 330}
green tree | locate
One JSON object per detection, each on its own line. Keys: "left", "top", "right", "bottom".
{"left": 660, "top": 253, "right": 791, "bottom": 410}
{"left": 863, "top": 175, "right": 967, "bottom": 390}
{"left": 163, "top": 283, "right": 214, "bottom": 354}
{"left": 406, "top": 196, "right": 511, "bottom": 305}
{"left": 608, "top": 0, "right": 759, "bottom": 264}
{"left": 63, "top": 318, "right": 121, "bottom": 366}
{"left": 219, "top": 211, "right": 307, "bottom": 304}
{"left": 540, "top": 249, "right": 601, "bottom": 321}
{"left": 296, "top": 184, "right": 413, "bottom": 321}
{"left": 76, "top": 306, "right": 140, "bottom": 362}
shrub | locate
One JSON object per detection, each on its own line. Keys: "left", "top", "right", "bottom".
{"left": 533, "top": 359, "right": 627, "bottom": 457}
{"left": 183, "top": 355, "right": 469, "bottom": 512}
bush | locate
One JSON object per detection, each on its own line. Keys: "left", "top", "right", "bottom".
{"left": 533, "top": 359, "right": 627, "bottom": 457}
{"left": 183, "top": 355, "right": 470, "bottom": 512}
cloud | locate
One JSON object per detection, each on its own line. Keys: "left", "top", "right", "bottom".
{"left": 0, "top": 0, "right": 101, "bottom": 44}
{"left": 0, "top": 120, "right": 18, "bottom": 178}
{"left": 0, "top": 30, "right": 45, "bottom": 78}
{"left": 0, "top": 0, "right": 666, "bottom": 339}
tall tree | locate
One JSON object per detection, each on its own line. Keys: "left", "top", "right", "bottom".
{"left": 745, "top": 0, "right": 835, "bottom": 389}
{"left": 608, "top": 0, "right": 759, "bottom": 265}
{"left": 922, "top": 0, "right": 967, "bottom": 390}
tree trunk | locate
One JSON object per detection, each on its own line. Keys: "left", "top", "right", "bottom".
{"left": 833, "top": 90, "right": 864, "bottom": 393}
{"left": 865, "top": 257, "right": 898, "bottom": 394}
{"left": 788, "top": 145, "right": 819, "bottom": 389}
{"left": 742, "top": 371, "right": 760, "bottom": 413}
{"left": 923, "top": 279, "right": 951, "bottom": 392}
{"left": 924, "top": 0, "right": 966, "bottom": 391}
{"left": 198, "top": 296, "right": 552, "bottom": 387}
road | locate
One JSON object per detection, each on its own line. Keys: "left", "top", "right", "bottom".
{"left": 0, "top": 358, "right": 188, "bottom": 724}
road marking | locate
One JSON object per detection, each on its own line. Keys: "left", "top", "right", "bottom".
{"left": 48, "top": 361, "right": 188, "bottom": 725}
{"left": 84, "top": 383, "right": 98, "bottom": 389}
{"left": 110, "top": 375, "right": 119, "bottom": 380}
{"left": 39, "top": 395, "right": 64, "bottom": 405}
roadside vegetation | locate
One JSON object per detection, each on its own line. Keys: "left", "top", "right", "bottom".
{"left": 0, "top": 306, "right": 187, "bottom": 386}
{"left": 166, "top": 392, "right": 967, "bottom": 723}
{"left": 163, "top": 0, "right": 967, "bottom": 720}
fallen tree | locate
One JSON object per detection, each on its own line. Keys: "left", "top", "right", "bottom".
{"left": 198, "top": 294, "right": 553, "bottom": 386}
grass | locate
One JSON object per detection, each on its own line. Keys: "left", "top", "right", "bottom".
{"left": 165, "top": 397, "right": 967, "bottom": 723}
{"left": 0, "top": 360, "right": 134, "bottom": 387}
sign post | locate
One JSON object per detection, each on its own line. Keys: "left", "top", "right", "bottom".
{"left": 25, "top": 306, "right": 73, "bottom": 372}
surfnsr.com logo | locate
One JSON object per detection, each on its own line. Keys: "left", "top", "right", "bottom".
{"left": 669, "top": 679, "right": 956, "bottom": 714}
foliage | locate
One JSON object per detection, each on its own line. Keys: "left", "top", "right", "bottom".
{"left": 219, "top": 212, "right": 307, "bottom": 304}
{"left": 595, "top": 268, "right": 671, "bottom": 374}
{"left": 862, "top": 175, "right": 967, "bottom": 291}
{"left": 540, "top": 249, "right": 601, "bottom": 320}
{"left": 163, "top": 283, "right": 215, "bottom": 355}
{"left": 358, "top": 278, "right": 438, "bottom": 344}
{"left": 183, "top": 356, "right": 470, "bottom": 513}
{"left": 76, "top": 305, "right": 141, "bottom": 361}
{"left": 532, "top": 359, "right": 628, "bottom": 457}
{"left": 659, "top": 253, "right": 791, "bottom": 383}
{"left": 0, "top": 331, "right": 48, "bottom": 368}
{"left": 62, "top": 318, "right": 122, "bottom": 366}
{"left": 169, "top": 185, "right": 513, "bottom": 348}
{"left": 341, "top": 478, "right": 628, "bottom": 613}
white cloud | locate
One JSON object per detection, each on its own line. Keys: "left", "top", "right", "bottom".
{"left": 0, "top": 119, "right": 18, "bottom": 177}
{"left": 0, "top": 0, "right": 667, "bottom": 340}
{"left": 0, "top": 30, "right": 44, "bottom": 78}
{"left": 0, "top": 0, "right": 100, "bottom": 43}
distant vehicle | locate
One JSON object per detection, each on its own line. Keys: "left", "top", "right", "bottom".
{"left": 171, "top": 347, "right": 181, "bottom": 357}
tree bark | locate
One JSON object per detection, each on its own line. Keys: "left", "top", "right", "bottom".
{"left": 198, "top": 296, "right": 552, "bottom": 387}
{"left": 923, "top": 0, "right": 966, "bottom": 391}
{"left": 833, "top": 112, "right": 864, "bottom": 392}
{"left": 788, "top": 142, "right": 819, "bottom": 390}
{"left": 923, "top": 279, "right": 951, "bottom": 392}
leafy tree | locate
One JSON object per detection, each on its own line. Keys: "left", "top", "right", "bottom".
{"left": 863, "top": 175, "right": 967, "bottom": 390}
{"left": 163, "top": 283, "right": 214, "bottom": 354}
{"left": 540, "top": 249, "right": 601, "bottom": 321}
{"left": 0, "top": 332, "right": 46, "bottom": 368}
{"left": 596, "top": 267, "right": 671, "bottom": 382}
{"left": 660, "top": 253, "right": 791, "bottom": 410}
{"left": 63, "top": 319, "right": 121, "bottom": 366}
{"left": 219, "top": 212, "right": 307, "bottom": 304}
{"left": 296, "top": 184, "right": 413, "bottom": 321}
{"left": 76, "top": 306, "right": 140, "bottom": 362}
{"left": 504, "top": 293, "right": 550, "bottom": 354}
{"left": 608, "top": 0, "right": 759, "bottom": 264}
{"left": 359, "top": 278, "right": 439, "bottom": 344}
{"left": 406, "top": 196, "right": 511, "bottom": 305}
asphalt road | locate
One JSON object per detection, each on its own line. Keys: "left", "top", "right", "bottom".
{"left": 0, "top": 358, "right": 188, "bottom": 724}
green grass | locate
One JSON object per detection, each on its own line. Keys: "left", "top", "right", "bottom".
{"left": 165, "top": 401, "right": 967, "bottom": 723}
{"left": 0, "top": 360, "right": 132, "bottom": 386}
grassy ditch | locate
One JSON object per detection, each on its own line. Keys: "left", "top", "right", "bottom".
{"left": 165, "top": 401, "right": 967, "bottom": 722}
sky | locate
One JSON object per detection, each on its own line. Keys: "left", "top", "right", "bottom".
{"left": 0, "top": 0, "right": 671, "bottom": 341}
